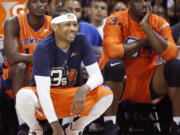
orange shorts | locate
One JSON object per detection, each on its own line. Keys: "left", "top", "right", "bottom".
{"left": 22, "top": 86, "right": 113, "bottom": 120}
{"left": 120, "top": 68, "right": 163, "bottom": 104}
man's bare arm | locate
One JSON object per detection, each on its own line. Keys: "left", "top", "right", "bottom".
{"left": 4, "top": 17, "right": 32, "bottom": 66}
{"left": 140, "top": 3, "right": 168, "bottom": 54}
{"left": 124, "top": 38, "right": 149, "bottom": 58}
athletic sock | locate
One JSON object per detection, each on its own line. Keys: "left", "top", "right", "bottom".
{"left": 104, "top": 116, "right": 116, "bottom": 124}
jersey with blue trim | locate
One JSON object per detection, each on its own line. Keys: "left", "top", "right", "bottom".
{"left": 31, "top": 33, "right": 97, "bottom": 87}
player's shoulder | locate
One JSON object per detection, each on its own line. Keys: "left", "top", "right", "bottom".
{"left": 72, "top": 33, "right": 89, "bottom": 48}
{"left": 105, "top": 9, "right": 128, "bottom": 27}
{"left": 5, "top": 16, "right": 19, "bottom": 26}
{"left": 150, "top": 14, "right": 170, "bottom": 30}
{"left": 150, "top": 14, "right": 169, "bottom": 24}
{"left": 108, "top": 9, "right": 128, "bottom": 20}
{"left": 4, "top": 16, "right": 20, "bottom": 34}
{"left": 36, "top": 34, "right": 54, "bottom": 51}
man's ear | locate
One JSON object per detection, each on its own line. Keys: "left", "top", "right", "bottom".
{"left": 52, "top": 24, "right": 57, "bottom": 32}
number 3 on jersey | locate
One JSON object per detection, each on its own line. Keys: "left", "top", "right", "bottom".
{"left": 51, "top": 68, "right": 77, "bottom": 86}
{"left": 51, "top": 69, "right": 67, "bottom": 86}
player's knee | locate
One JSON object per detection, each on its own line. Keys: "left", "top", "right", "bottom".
{"left": 12, "top": 62, "right": 27, "bottom": 74}
{"left": 164, "top": 59, "right": 180, "bottom": 87}
{"left": 103, "top": 58, "right": 125, "bottom": 82}
{"left": 16, "top": 89, "right": 35, "bottom": 104}
{"left": 90, "top": 94, "right": 113, "bottom": 117}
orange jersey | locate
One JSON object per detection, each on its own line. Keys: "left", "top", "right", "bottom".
{"left": 2, "top": 13, "right": 52, "bottom": 80}
{"left": 17, "top": 13, "right": 52, "bottom": 54}
{"left": 0, "top": 0, "right": 28, "bottom": 48}
{"left": 100, "top": 9, "right": 178, "bottom": 103}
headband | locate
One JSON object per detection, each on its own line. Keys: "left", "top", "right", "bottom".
{"left": 51, "top": 13, "right": 77, "bottom": 24}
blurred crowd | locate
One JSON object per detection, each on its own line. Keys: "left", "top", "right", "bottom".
{"left": 47, "top": 0, "right": 180, "bottom": 44}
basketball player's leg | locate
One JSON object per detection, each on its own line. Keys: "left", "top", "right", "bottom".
{"left": 16, "top": 88, "right": 42, "bottom": 133}
{"left": 151, "top": 59, "right": 180, "bottom": 134}
{"left": 9, "top": 62, "right": 29, "bottom": 95}
{"left": 102, "top": 58, "right": 125, "bottom": 135}
{"left": 65, "top": 94, "right": 113, "bottom": 135}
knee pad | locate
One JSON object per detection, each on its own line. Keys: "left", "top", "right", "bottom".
{"left": 102, "top": 58, "right": 125, "bottom": 82}
{"left": 14, "top": 62, "right": 27, "bottom": 72}
{"left": 164, "top": 59, "right": 180, "bottom": 87}
{"left": 16, "top": 89, "right": 38, "bottom": 106}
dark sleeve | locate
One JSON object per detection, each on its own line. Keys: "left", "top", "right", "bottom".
{"left": 81, "top": 35, "right": 97, "bottom": 66}
{"left": 172, "top": 23, "right": 180, "bottom": 42}
{"left": 33, "top": 45, "right": 51, "bottom": 76}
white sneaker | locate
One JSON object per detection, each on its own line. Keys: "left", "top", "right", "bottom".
{"left": 28, "top": 129, "right": 43, "bottom": 135}
{"left": 65, "top": 123, "right": 83, "bottom": 135}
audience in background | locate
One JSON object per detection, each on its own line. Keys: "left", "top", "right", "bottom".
{"left": 89, "top": 0, "right": 108, "bottom": 39}
{"left": 111, "top": 2, "right": 127, "bottom": 13}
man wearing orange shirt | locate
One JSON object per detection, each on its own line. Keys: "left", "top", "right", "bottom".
{"left": 99, "top": 0, "right": 180, "bottom": 135}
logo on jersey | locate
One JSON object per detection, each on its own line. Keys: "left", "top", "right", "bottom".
{"left": 50, "top": 67, "right": 77, "bottom": 87}
{"left": 19, "top": 38, "right": 41, "bottom": 46}
{"left": 125, "top": 37, "right": 139, "bottom": 57}
{"left": 71, "top": 51, "right": 78, "bottom": 57}
{"left": 125, "top": 37, "right": 153, "bottom": 58}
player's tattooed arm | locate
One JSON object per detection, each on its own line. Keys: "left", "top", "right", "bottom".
{"left": 71, "top": 84, "right": 90, "bottom": 116}
{"left": 124, "top": 38, "right": 149, "bottom": 58}
{"left": 139, "top": 2, "right": 168, "bottom": 54}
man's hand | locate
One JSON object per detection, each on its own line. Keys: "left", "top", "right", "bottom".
{"left": 50, "top": 121, "right": 65, "bottom": 135}
{"left": 139, "top": 2, "right": 152, "bottom": 27}
{"left": 71, "top": 84, "right": 90, "bottom": 116}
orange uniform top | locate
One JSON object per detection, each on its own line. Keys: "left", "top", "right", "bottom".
{"left": 3, "top": 13, "right": 52, "bottom": 80}
{"left": 17, "top": 13, "right": 52, "bottom": 54}
{"left": 100, "top": 9, "right": 178, "bottom": 76}
{"left": 99, "top": 9, "right": 178, "bottom": 103}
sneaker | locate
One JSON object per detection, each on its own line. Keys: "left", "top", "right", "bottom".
{"left": 103, "top": 120, "right": 118, "bottom": 135}
{"left": 17, "top": 124, "right": 29, "bottom": 135}
{"left": 169, "top": 121, "right": 180, "bottom": 135}
{"left": 28, "top": 129, "right": 43, "bottom": 135}
{"left": 65, "top": 123, "right": 83, "bottom": 135}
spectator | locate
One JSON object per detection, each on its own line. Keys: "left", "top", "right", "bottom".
{"left": 111, "top": 2, "right": 127, "bottom": 13}
{"left": 167, "top": 0, "right": 180, "bottom": 24}
{"left": 172, "top": 22, "right": 180, "bottom": 45}
{"left": 89, "top": 0, "right": 108, "bottom": 39}
{"left": 62, "top": 0, "right": 102, "bottom": 48}
{"left": 46, "top": 0, "right": 63, "bottom": 16}
{"left": 16, "top": 8, "right": 113, "bottom": 135}
{"left": 153, "top": 4, "right": 167, "bottom": 19}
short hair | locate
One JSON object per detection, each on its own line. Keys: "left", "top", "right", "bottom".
{"left": 62, "top": 0, "right": 81, "bottom": 7}
{"left": 90, "top": 0, "right": 107, "bottom": 3}
{"left": 52, "top": 8, "right": 71, "bottom": 19}
{"left": 29, "top": 0, "right": 51, "bottom": 2}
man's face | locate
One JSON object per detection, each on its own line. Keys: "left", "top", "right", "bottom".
{"left": 63, "top": 1, "right": 82, "bottom": 21}
{"left": 55, "top": 21, "right": 78, "bottom": 43}
{"left": 129, "top": 0, "right": 152, "bottom": 19}
{"left": 28, "top": 0, "right": 48, "bottom": 17}
{"left": 90, "top": 1, "right": 107, "bottom": 21}
{"left": 46, "top": 0, "right": 62, "bottom": 16}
